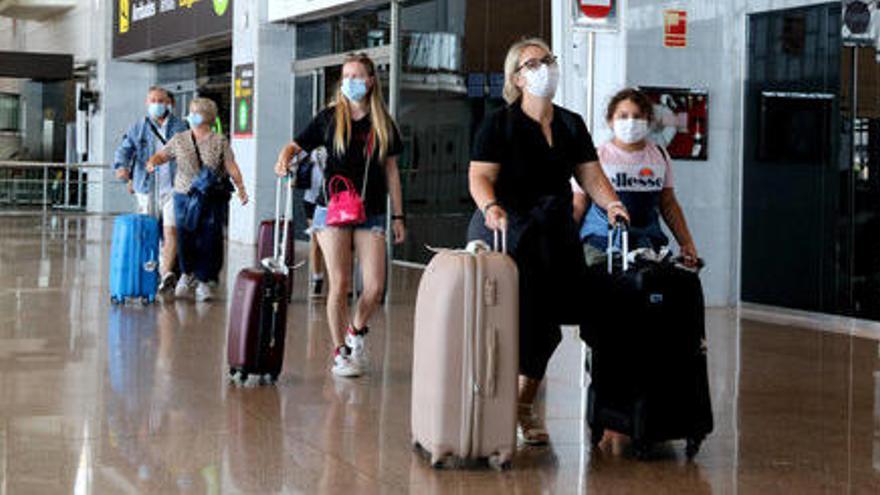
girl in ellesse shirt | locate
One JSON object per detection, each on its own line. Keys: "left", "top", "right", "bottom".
{"left": 573, "top": 88, "right": 698, "bottom": 267}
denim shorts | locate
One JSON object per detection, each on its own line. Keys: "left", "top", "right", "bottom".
{"left": 311, "top": 206, "right": 386, "bottom": 235}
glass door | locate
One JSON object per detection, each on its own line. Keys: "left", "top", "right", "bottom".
{"left": 744, "top": 4, "right": 880, "bottom": 321}
{"left": 842, "top": 46, "right": 880, "bottom": 319}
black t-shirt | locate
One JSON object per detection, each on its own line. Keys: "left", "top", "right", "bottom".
{"left": 295, "top": 107, "right": 403, "bottom": 215}
{"left": 471, "top": 103, "right": 598, "bottom": 214}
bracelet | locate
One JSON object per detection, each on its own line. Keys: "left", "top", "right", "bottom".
{"left": 391, "top": 214, "right": 405, "bottom": 221}
{"left": 481, "top": 200, "right": 499, "bottom": 216}
{"left": 606, "top": 201, "right": 623, "bottom": 210}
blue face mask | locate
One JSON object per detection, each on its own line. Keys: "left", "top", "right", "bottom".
{"left": 148, "top": 102, "right": 168, "bottom": 119}
{"left": 341, "top": 78, "right": 368, "bottom": 102}
{"left": 186, "top": 113, "right": 204, "bottom": 128}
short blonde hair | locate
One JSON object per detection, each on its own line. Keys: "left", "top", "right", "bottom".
{"left": 503, "top": 38, "right": 553, "bottom": 104}
{"left": 190, "top": 97, "right": 218, "bottom": 123}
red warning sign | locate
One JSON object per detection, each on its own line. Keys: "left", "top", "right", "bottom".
{"left": 580, "top": 0, "right": 612, "bottom": 19}
{"left": 664, "top": 10, "right": 688, "bottom": 48}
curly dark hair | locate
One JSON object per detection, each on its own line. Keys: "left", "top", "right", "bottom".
{"left": 605, "top": 87, "right": 654, "bottom": 123}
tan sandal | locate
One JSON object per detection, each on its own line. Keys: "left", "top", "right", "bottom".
{"left": 517, "top": 403, "right": 549, "bottom": 446}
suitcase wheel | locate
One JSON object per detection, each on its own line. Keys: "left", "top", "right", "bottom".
{"left": 259, "top": 373, "right": 279, "bottom": 385}
{"left": 488, "top": 454, "right": 512, "bottom": 472}
{"left": 228, "top": 368, "right": 246, "bottom": 386}
{"left": 429, "top": 454, "right": 458, "bottom": 469}
{"left": 685, "top": 437, "right": 703, "bottom": 460}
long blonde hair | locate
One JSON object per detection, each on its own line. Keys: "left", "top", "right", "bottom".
{"left": 502, "top": 38, "right": 552, "bottom": 104}
{"left": 332, "top": 53, "right": 395, "bottom": 162}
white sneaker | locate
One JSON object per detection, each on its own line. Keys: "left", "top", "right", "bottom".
{"left": 195, "top": 282, "right": 214, "bottom": 302}
{"left": 344, "top": 326, "right": 369, "bottom": 370}
{"left": 331, "top": 347, "right": 363, "bottom": 378}
{"left": 174, "top": 274, "right": 195, "bottom": 299}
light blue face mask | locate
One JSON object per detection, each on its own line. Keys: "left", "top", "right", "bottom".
{"left": 148, "top": 102, "right": 168, "bottom": 119}
{"left": 186, "top": 113, "right": 204, "bottom": 128}
{"left": 341, "top": 78, "right": 368, "bottom": 102}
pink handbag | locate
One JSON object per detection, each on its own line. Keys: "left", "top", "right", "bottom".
{"left": 325, "top": 175, "right": 367, "bottom": 227}
{"left": 325, "top": 128, "right": 374, "bottom": 227}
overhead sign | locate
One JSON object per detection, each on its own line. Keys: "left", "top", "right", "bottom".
{"left": 113, "top": 0, "right": 233, "bottom": 59}
{"left": 663, "top": 10, "right": 688, "bottom": 48}
{"left": 233, "top": 63, "right": 254, "bottom": 138}
{"left": 268, "top": 0, "right": 367, "bottom": 22}
{"left": 573, "top": 0, "right": 618, "bottom": 31}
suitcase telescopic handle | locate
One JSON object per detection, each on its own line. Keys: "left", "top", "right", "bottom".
{"left": 606, "top": 216, "right": 630, "bottom": 274}
{"left": 492, "top": 227, "right": 507, "bottom": 255}
{"left": 266, "top": 173, "right": 294, "bottom": 274}
{"left": 150, "top": 169, "right": 161, "bottom": 219}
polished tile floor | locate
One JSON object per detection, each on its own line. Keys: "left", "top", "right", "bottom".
{"left": 1, "top": 212, "right": 879, "bottom": 494}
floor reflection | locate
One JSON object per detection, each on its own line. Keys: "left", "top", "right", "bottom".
{"left": 0, "top": 213, "right": 878, "bottom": 493}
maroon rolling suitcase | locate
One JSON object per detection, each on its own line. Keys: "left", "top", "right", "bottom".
{"left": 227, "top": 175, "right": 293, "bottom": 385}
{"left": 257, "top": 219, "right": 294, "bottom": 301}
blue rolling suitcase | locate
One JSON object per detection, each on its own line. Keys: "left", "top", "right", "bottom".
{"left": 110, "top": 213, "right": 160, "bottom": 304}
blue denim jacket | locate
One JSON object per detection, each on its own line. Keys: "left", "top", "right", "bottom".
{"left": 113, "top": 114, "right": 188, "bottom": 195}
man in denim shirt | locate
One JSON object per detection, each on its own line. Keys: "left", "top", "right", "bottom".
{"left": 113, "top": 86, "right": 188, "bottom": 293}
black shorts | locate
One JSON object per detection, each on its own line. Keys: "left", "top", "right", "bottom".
{"left": 303, "top": 200, "right": 317, "bottom": 221}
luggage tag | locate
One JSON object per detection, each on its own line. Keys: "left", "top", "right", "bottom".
{"left": 672, "top": 256, "right": 705, "bottom": 274}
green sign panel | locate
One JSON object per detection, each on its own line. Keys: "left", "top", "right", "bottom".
{"left": 233, "top": 63, "right": 254, "bottom": 138}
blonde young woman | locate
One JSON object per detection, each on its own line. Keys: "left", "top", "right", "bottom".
{"left": 468, "top": 39, "right": 629, "bottom": 445}
{"left": 275, "top": 53, "right": 405, "bottom": 378}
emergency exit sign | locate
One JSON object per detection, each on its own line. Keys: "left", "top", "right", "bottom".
{"left": 663, "top": 10, "right": 688, "bottom": 48}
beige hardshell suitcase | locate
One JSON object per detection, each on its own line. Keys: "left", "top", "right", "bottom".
{"left": 411, "top": 235, "right": 519, "bottom": 470}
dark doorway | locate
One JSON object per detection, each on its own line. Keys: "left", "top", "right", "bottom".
{"left": 742, "top": 5, "right": 845, "bottom": 314}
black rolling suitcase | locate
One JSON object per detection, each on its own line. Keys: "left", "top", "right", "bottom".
{"left": 584, "top": 220, "right": 713, "bottom": 460}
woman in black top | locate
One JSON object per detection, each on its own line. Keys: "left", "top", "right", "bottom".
{"left": 469, "top": 38, "right": 629, "bottom": 445}
{"left": 275, "top": 53, "right": 406, "bottom": 379}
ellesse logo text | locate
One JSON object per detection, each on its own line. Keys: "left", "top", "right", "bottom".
{"left": 611, "top": 169, "right": 664, "bottom": 190}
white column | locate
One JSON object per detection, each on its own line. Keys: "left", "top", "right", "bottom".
{"left": 228, "top": 0, "right": 295, "bottom": 246}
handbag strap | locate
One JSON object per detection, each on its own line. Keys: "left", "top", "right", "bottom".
{"left": 146, "top": 118, "right": 167, "bottom": 145}
{"left": 321, "top": 119, "right": 377, "bottom": 203}
{"left": 327, "top": 175, "right": 356, "bottom": 196}
{"left": 190, "top": 131, "right": 204, "bottom": 170}
{"left": 360, "top": 127, "right": 375, "bottom": 199}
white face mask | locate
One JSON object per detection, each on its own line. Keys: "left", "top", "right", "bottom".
{"left": 613, "top": 118, "right": 650, "bottom": 144}
{"left": 522, "top": 64, "right": 560, "bottom": 99}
